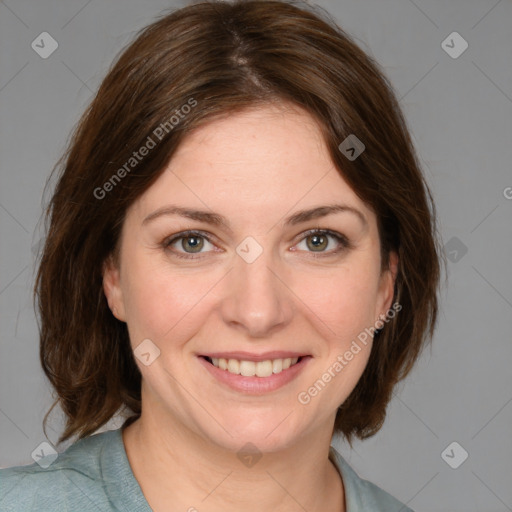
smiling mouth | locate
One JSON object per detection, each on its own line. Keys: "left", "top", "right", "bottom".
{"left": 201, "top": 356, "right": 305, "bottom": 378}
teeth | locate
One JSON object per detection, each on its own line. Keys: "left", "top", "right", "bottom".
{"left": 208, "top": 357, "right": 300, "bottom": 377}
{"left": 272, "top": 359, "right": 283, "bottom": 373}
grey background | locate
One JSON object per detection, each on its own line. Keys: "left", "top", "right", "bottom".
{"left": 1, "top": 0, "right": 511, "bottom": 510}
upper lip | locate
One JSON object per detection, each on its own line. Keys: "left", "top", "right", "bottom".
{"left": 200, "top": 351, "right": 309, "bottom": 362}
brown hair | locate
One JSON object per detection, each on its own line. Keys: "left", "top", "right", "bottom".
{"left": 36, "top": 0, "right": 443, "bottom": 445}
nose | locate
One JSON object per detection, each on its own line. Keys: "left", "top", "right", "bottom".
{"left": 219, "top": 246, "right": 294, "bottom": 338}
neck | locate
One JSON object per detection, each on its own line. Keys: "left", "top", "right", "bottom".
{"left": 122, "top": 409, "right": 345, "bottom": 512}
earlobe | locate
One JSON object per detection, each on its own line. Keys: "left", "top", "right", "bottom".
{"left": 377, "top": 251, "right": 399, "bottom": 319}
{"left": 388, "top": 251, "right": 399, "bottom": 290}
{"left": 102, "top": 255, "right": 126, "bottom": 321}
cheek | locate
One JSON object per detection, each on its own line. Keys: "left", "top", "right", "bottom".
{"left": 295, "top": 261, "right": 381, "bottom": 341}
{"left": 301, "top": 267, "right": 378, "bottom": 405}
{"left": 121, "top": 253, "right": 218, "bottom": 346}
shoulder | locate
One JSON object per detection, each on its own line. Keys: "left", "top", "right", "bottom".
{"left": 329, "top": 446, "right": 414, "bottom": 512}
{"left": 0, "top": 429, "right": 119, "bottom": 512}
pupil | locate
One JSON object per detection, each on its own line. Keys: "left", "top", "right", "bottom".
{"left": 308, "top": 234, "right": 327, "bottom": 251}
{"left": 184, "top": 236, "right": 203, "bottom": 252}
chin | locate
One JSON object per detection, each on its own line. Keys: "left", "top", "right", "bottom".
{"left": 198, "top": 412, "right": 304, "bottom": 455}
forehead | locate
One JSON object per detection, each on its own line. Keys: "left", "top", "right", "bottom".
{"left": 129, "top": 103, "right": 375, "bottom": 225}
{"left": 168, "top": 103, "right": 329, "bottom": 180}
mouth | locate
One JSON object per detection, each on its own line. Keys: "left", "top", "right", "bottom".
{"left": 198, "top": 353, "right": 312, "bottom": 394}
{"left": 200, "top": 355, "right": 306, "bottom": 378}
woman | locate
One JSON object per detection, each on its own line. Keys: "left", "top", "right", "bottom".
{"left": 0, "top": 1, "right": 441, "bottom": 510}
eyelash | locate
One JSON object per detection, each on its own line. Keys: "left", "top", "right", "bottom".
{"left": 162, "top": 229, "right": 351, "bottom": 260}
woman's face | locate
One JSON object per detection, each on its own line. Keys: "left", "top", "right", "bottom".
{"left": 104, "top": 103, "right": 397, "bottom": 453}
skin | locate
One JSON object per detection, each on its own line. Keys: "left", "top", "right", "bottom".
{"left": 103, "top": 102, "right": 398, "bottom": 512}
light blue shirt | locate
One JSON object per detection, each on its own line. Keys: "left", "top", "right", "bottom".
{"left": 0, "top": 428, "right": 413, "bottom": 511}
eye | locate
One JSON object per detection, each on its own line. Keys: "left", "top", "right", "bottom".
{"left": 162, "top": 228, "right": 351, "bottom": 260}
{"left": 293, "top": 229, "right": 350, "bottom": 257}
{"left": 162, "top": 230, "right": 217, "bottom": 259}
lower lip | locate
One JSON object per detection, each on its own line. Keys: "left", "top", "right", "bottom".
{"left": 198, "top": 356, "right": 311, "bottom": 394}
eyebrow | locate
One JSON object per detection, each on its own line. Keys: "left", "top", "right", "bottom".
{"left": 142, "top": 203, "right": 367, "bottom": 230}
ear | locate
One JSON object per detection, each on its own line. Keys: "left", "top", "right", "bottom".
{"left": 102, "top": 254, "right": 127, "bottom": 322}
{"left": 375, "top": 250, "right": 399, "bottom": 320}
